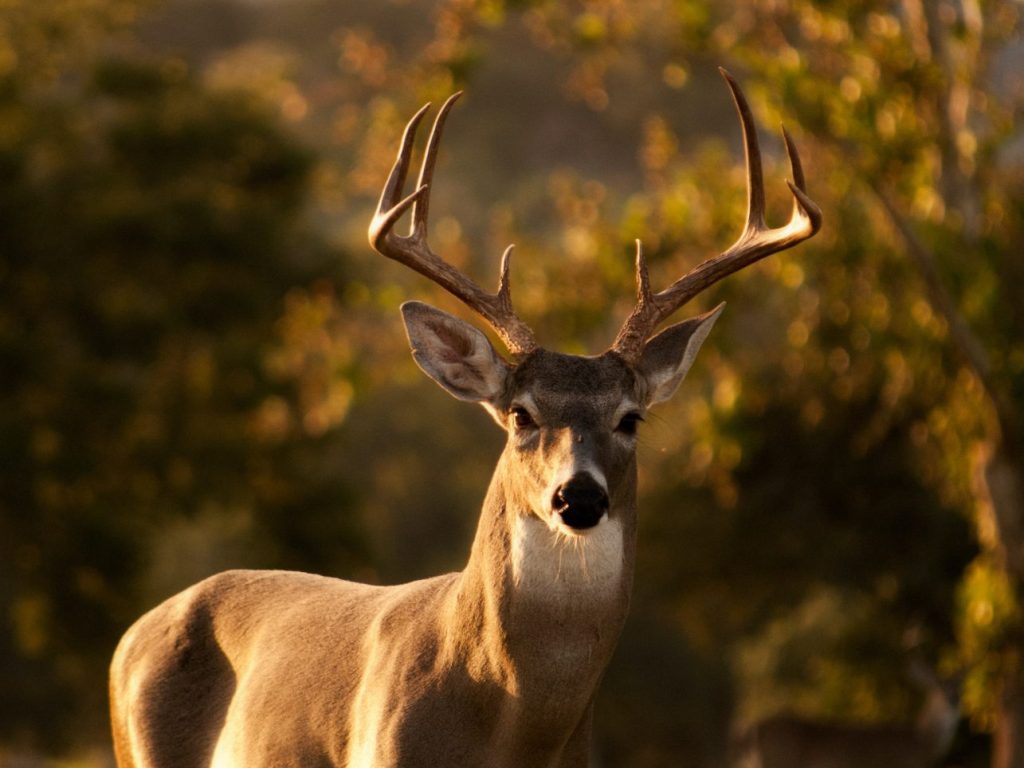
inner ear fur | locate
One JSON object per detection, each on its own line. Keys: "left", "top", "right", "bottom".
{"left": 638, "top": 303, "right": 724, "bottom": 406}
{"left": 401, "top": 301, "right": 510, "bottom": 404}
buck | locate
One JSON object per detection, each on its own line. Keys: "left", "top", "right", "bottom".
{"left": 109, "top": 70, "right": 820, "bottom": 767}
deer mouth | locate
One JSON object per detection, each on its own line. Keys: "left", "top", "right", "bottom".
{"left": 552, "top": 474, "right": 610, "bottom": 531}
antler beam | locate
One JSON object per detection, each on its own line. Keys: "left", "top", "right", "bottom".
{"left": 368, "top": 93, "right": 537, "bottom": 357}
{"left": 612, "top": 69, "right": 823, "bottom": 362}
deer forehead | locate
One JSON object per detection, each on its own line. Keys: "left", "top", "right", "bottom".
{"left": 508, "top": 350, "right": 640, "bottom": 422}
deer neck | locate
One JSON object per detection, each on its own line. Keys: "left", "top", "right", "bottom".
{"left": 445, "top": 454, "right": 637, "bottom": 722}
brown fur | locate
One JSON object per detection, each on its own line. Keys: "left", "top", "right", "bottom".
{"left": 109, "top": 310, "right": 717, "bottom": 767}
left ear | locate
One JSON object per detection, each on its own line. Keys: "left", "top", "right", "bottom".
{"left": 401, "top": 300, "right": 510, "bottom": 404}
{"left": 638, "top": 303, "right": 724, "bottom": 406}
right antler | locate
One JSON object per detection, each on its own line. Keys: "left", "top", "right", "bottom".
{"left": 369, "top": 93, "right": 538, "bottom": 357}
{"left": 611, "top": 69, "right": 823, "bottom": 362}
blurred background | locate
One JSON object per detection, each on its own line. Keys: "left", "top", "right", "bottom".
{"left": 2, "top": 0, "right": 1023, "bottom": 765}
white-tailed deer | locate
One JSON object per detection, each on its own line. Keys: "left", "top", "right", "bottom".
{"left": 733, "top": 663, "right": 961, "bottom": 768}
{"left": 109, "top": 70, "right": 820, "bottom": 767}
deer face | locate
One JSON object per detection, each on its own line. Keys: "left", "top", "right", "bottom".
{"left": 501, "top": 349, "right": 641, "bottom": 533}
{"left": 402, "top": 301, "right": 722, "bottom": 535}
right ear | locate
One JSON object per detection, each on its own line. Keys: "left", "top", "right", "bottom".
{"left": 637, "top": 303, "right": 724, "bottom": 406}
{"left": 401, "top": 301, "right": 509, "bottom": 405}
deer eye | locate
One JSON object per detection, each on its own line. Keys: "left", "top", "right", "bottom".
{"left": 511, "top": 406, "right": 536, "bottom": 430}
{"left": 615, "top": 412, "right": 644, "bottom": 436}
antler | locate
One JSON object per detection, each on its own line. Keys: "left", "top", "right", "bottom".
{"left": 368, "top": 93, "right": 537, "bottom": 356}
{"left": 612, "top": 69, "right": 823, "bottom": 362}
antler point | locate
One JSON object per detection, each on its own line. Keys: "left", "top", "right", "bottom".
{"left": 440, "top": 91, "right": 463, "bottom": 110}
{"left": 633, "top": 239, "right": 652, "bottom": 305}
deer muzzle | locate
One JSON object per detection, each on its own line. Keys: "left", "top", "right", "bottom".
{"left": 552, "top": 473, "right": 609, "bottom": 530}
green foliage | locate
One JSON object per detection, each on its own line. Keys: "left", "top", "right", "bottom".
{"left": 958, "top": 558, "right": 1023, "bottom": 730}
{"left": 0, "top": 14, "right": 364, "bottom": 751}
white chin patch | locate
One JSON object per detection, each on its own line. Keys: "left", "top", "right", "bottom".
{"left": 510, "top": 514, "right": 623, "bottom": 602}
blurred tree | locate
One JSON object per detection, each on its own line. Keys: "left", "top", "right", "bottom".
{"left": 701, "top": 3, "right": 1024, "bottom": 765}
{"left": 0, "top": 0, "right": 365, "bottom": 753}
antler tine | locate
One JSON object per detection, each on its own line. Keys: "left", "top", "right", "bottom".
{"left": 410, "top": 92, "right": 461, "bottom": 238}
{"left": 612, "top": 69, "right": 822, "bottom": 362}
{"left": 369, "top": 103, "right": 432, "bottom": 244}
{"left": 727, "top": 68, "right": 767, "bottom": 234}
{"left": 783, "top": 125, "right": 823, "bottom": 230}
{"left": 368, "top": 96, "right": 537, "bottom": 356}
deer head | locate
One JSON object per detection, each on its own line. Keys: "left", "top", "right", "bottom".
{"left": 369, "top": 71, "right": 821, "bottom": 543}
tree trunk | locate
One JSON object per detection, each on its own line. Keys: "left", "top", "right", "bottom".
{"left": 994, "top": 677, "right": 1024, "bottom": 768}
{"left": 980, "top": 447, "right": 1024, "bottom": 768}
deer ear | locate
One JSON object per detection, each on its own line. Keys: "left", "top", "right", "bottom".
{"left": 402, "top": 301, "right": 509, "bottom": 403}
{"left": 638, "top": 303, "right": 724, "bottom": 406}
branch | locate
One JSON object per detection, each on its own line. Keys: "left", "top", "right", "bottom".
{"left": 869, "top": 182, "right": 1020, "bottom": 448}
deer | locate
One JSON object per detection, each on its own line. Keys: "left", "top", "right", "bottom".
{"left": 732, "top": 662, "right": 962, "bottom": 768}
{"left": 108, "top": 69, "right": 820, "bottom": 768}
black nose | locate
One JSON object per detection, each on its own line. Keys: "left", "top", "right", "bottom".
{"left": 552, "top": 474, "right": 609, "bottom": 530}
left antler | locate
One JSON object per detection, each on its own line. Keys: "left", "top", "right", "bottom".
{"left": 368, "top": 92, "right": 538, "bottom": 357}
{"left": 612, "top": 68, "right": 823, "bottom": 362}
